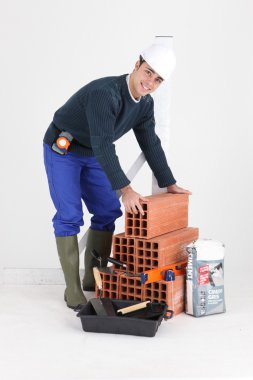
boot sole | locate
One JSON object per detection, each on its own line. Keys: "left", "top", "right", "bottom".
{"left": 64, "top": 290, "right": 87, "bottom": 311}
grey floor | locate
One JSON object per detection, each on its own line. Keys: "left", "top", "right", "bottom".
{"left": 0, "top": 276, "right": 252, "bottom": 380}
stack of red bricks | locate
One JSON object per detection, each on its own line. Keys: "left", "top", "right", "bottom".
{"left": 96, "top": 193, "right": 199, "bottom": 316}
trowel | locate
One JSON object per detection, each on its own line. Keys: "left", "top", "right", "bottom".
{"left": 89, "top": 267, "right": 116, "bottom": 316}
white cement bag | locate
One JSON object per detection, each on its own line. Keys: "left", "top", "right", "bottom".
{"left": 185, "top": 239, "right": 226, "bottom": 317}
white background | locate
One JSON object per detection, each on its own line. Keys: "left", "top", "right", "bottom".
{"left": 1, "top": 0, "right": 253, "bottom": 283}
{"left": 1, "top": 2, "right": 253, "bottom": 380}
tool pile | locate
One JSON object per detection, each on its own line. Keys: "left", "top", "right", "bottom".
{"left": 95, "top": 193, "right": 199, "bottom": 316}
{"left": 77, "top": 193, "right": 199, "bottom": 336}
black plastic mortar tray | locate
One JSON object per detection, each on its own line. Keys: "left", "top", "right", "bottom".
{"left": 76, "top": 299, "right": 173, "bottom": 337}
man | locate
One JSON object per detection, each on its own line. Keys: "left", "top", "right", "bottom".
{"left": 43, "top": 43, "right": 191, "bottom": 311}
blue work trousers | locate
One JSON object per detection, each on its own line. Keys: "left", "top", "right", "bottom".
{"left": 43, "top": 144, "right": 122, "bottom": 237}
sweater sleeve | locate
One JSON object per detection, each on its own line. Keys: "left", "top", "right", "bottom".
{"left": 133, "top": 100, "right": 176, "bottom": 187}
{"left": 85, "top": 89, "right": 131, "bottom": 190}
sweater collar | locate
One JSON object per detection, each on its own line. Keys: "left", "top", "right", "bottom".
{"left": 126, "top": 74, "right": 141, "bottom": 103}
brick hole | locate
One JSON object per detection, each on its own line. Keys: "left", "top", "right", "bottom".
{"left": 153, "top": 251, "right": 158, "bottom": 258}
{"left": 146, "top": 290, "right": 152, "bottom": 297}
{"left": 128, "top": 220, "right": 133, "bottom": 226}
{"left": 135, "top": 228, "right": 140, "bottom": 235}
{"left": 129, "top": 279, "right": 135, "bottom": 286}
{"left": 153, "top": 243, "right": 158, "bottom": 249}
{"left": 129, "top": 264, "right": 135, "bottom": 272}
{"left": 142, "top": 221, "right": 147, "bottom": 228}
{"left": 136, "top": 288, "right": 142, "bottom": 295}
{"left": 137, "top": 249, "right": 143, "bottom": 256}
{"left": 122, "top": 286, "right": 127, "bottom": 292}
{"left": 154, "top": 291, "right": 159, "bottom": 298}
{"left": 128, "top": 247, "right": 134, "bottom": 254}
{"left": 128, "top": 256, "right": 134, "bottom": 263}
{"left": 143, "top": 212, "right": 147, "bottom": 219}
{"left": 153, "top": 283, "right": 159, "bottom": 290}
{"left": 145, "top": 250, "right": 151, "bottom": 258}
{"left": 143, "top": 204, "right": 147, "bottom": 211}
{"left": 122, "top": 238, "right": 127, "bottom": 244}
{"left": 135, "top": 220, "right": 140, "bottom": 227}
{"left": 104, "top": 282, "right": 112, "bottom": 291}
{"left": 138, "top": 258, "right": 143, "bottom": 264}
{"left": 122, "top": 246, "right": 127, "bottom": 253}
{"left": 112, "top": 284, "right": 117, "bottom": 290}
{"left": 127, "top": 228, "right": 132, "bottom": 235}
{"left": 146, "top": 242, "right": 151, "bottom": 249}
{"left": 121, "top": 294, "right": 127, "bottom": 300}
{"left": 161, "top": 284, "right": 167, "bottom": 291}
{"left": 138, "top": 241, "right": 143, "bottom": 247}
{"left": 152, "top": 259, "right": 158, "bottom": 266}
{"left": 115, "top": 245, "right": 120, "bottom": 253}
{"left": 129, "top": 288, "right": 134, "bottom": 294}
{"left": 121, "top": 278, "right": 127, "bottom": 285}
{"left": 129, "top": 239, "right": 134, "bottom": 245}
{"left": 141, "top": 229, "right": 147, "bottom": 237}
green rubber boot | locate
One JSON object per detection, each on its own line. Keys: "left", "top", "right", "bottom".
{"left": 82, "top": 228, "right": 113, "bottom": 291}
{"left": 56, "top": 235, "right": 87, "bottom": 310}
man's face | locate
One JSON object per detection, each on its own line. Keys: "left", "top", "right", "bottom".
{"left": 129, "top": 60, "right": 164, "bottom": 99}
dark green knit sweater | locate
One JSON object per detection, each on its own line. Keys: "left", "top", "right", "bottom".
{"left": 43, "top": 74, "right": 176, "bottom": 190}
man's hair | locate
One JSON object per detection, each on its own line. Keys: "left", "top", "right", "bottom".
{"left": 139, "top": 55, "right": 145, "bottom": 66}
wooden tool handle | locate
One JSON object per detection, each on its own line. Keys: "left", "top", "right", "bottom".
{"left": 93, "top": 267, "right": 102, "bottom": 290}
{"left": 117, "top": 300, "right": 151, "bottom": 315}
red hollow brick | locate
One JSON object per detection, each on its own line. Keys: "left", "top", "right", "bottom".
{"left": 95, "top": 269, "right": 185, "bottom": 316}
{"left": 125, "top": 193, "right": 189, "bottom": 239}
{"left": 135, "top": 227, "right": 199, "bottom": 273}
{"left": 144, "top": 275, "right": 185, "bottom": 316}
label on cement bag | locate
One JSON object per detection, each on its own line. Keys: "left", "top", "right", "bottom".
{"left": 185, "top": 239, "right": 226, "bottom": 317}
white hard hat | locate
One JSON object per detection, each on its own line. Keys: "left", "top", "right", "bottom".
{"left": 140, "top": 43, "right": 176, "bottom": 80}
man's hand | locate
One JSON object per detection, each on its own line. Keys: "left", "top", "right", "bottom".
{"left": 167, "top": 184, "right": 192, "bottom": 195}
{"left": 120, "top": 186, "right": 148, "bottom": 215}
